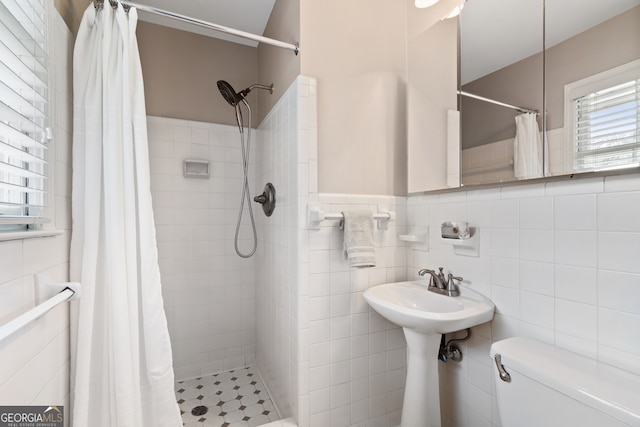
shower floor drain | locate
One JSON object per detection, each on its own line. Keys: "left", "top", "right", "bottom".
{"left": 191, "top": 406, "right": 208, "bottom": 417}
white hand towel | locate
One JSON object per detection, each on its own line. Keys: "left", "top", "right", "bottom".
{"left": 341, "top": 210, "right": 376, "bottom": 268}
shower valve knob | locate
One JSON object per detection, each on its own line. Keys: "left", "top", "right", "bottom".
{"left": 253, "top": 182, "right": 276, "bottom": 217}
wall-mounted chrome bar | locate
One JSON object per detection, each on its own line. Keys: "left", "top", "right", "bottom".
{"left": 0, "top": 283, "right": 80, "bottom": 343}
{"left": 459, "top": 91, "right": 539, "bottom": 115}
{"left": 307, "top": 205, "right": 396, "bottom": 230}
{"left": 92, "top": 0, "right": 299, "bottom": 55}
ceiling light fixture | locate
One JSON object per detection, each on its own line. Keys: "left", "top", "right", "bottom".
{"left": 415, "top": 0, "right": 439, "bottom": 9}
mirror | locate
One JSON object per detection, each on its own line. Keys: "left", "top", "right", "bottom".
{"left": 407, "top": 14, "right": 459, "bottom": 193}
{"left": 459, "top": 0, "right": 543, "bottom": 185}
{"left": 407, "top": 0, "right": 640, "bottom": 193}
{"left": 459, "top": 0, "right": 640, "bottom": 186}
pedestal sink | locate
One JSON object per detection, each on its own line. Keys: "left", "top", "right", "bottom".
{"left": 363, "top": 280, "right": 495, "bottom": 427}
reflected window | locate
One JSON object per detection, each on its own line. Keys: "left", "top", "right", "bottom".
{"left": 565, "top": 60, "right": 640, "bottom": 172}
{"left": 574, "top": 79, "right": 639, "bottom": 171}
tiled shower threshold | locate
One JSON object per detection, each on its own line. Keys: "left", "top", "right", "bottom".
{"left": 176, "top": 365, "right": 285, "bottom": 427}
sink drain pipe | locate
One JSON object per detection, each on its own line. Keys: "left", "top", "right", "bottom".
{"left": 438, "top": 328, "right": 472, "bottom": 362}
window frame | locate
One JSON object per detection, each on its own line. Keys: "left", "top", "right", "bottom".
{"left": 0, "top": 0, "right": 60, "bottom": 241}
{"left": 564, "top": 59, "right": 640, "bottom": 173}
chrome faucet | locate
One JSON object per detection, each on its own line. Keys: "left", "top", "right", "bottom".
{"left": 418, "top": 267, "right": 462, "bottom": 297}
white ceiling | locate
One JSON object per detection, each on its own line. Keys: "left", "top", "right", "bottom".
{"left": 135, "top": 0, "right": 276, "bottom": 46}
{"left": 461, "top": 0, "right": 640, "bottom": 84}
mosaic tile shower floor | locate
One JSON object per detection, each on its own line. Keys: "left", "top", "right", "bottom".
{"left": 176, "top": 366, "right": 280, "bottom": 427}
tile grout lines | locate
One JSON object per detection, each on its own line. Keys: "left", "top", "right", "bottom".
{"left": 176, "top": 365, "right": 279, "bottom": 427}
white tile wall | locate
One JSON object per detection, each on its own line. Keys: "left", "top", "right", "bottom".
{"left": 304, "top": 194, "right": 408, "bottom": 427}
{"left": 254, "top": 75, "right": 408, "bottom": 427}
{"left": 254, "top": 75, "right": 317, "bottom": 422}
{"left": 0, "top": 8, "right": 73, "bottom": 422}
{"left": 407, "top": 172, "right": 640, "bottom": 427}
{"left": 147, "top": 116, "right": 258, "bottom": 380}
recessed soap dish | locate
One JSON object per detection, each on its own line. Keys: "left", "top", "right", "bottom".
{"left": 184, "top": 159, "right": 210, "bottom": 178}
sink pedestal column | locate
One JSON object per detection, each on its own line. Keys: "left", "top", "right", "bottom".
{"left": 401, "top": 328, "right": 442, "bottom": 427}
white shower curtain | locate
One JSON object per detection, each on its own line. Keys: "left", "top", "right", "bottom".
{"left": 70, "top": 5, "right": 181, "bottom": 427}
{"left": 514, "top": 112, "right": 544, "bottom": 179}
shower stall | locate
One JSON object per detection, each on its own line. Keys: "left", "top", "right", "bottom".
{"left": 147, "top": 75, "right": 317, "bottom": 425}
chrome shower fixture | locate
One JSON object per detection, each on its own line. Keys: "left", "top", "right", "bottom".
{"left": 216, "top": 79, "right": 274, "bottom": 258}
{"left": 216, "top": 80, "right": 274, "bottom": 105}
{"left": 216, "top": 80, "right": 274, "bottom": 133}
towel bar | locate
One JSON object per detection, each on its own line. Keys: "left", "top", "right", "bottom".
{"left": 307, "top": 205, "right": 396, "bottom": 230}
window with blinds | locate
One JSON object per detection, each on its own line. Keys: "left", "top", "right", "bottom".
{"left": 565, "top": 60, "right": 640, "bottom": 173}
{"left": 0, "top": 0, "right": 49, "bottom": 230}
{"left": 573, "top": 79, "right": 640, "bottom": 171}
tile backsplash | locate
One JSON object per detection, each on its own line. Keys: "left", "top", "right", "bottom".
{"left": 406, "top": 173, "right": 640, "bottom": 426}
{"left": 147, "top": 116, "right": 258, "bottom": 380}
{"left": 305, "top": 194, "right": 408, "bottom": 427}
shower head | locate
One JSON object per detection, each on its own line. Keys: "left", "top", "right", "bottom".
{"left": 217, "top": 80, "right": 274, "bottom": 106}
{"left": 217, "top": 80, "right": 274, "bottom": 133}
{"left": 217, "top": 80, "right": 242, "bottom": 107}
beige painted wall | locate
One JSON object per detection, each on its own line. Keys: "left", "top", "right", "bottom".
{"left": 300, "top": 0, "right": 408, "bottom": 196}
{"left": 546, "top": 5, "right": 640, "bottom": 130}
{"left": 136, "top": 22, "right": 258, "bottom": 126}
{"left": 54, "top": 0, "right": 87, "bottom": 35}
{"left": 63, "top": 0, "right": 410, "bottom": 196}
{"left": 257, "top": 0, "right": 301, "bottom": 124}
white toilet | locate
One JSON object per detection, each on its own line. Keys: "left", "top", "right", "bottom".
{"left": 490, "top": 337, "right": 640, "bottom": 427}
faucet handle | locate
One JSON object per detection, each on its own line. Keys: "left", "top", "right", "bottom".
{"left": 446, "top": 273, "right": 463, "bottom": 293}
{"left": 448, "top": 273, "right": 463, "bottom": 282}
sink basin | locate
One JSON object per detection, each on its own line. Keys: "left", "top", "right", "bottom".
{"left": 364, "top": 280, "right": 495, "bottom": 334}
{"left": 363, "top": 280, "right": 495, "bottom": 426}
{"left": 363, "top": 280, "right": 495, "bottom": 334}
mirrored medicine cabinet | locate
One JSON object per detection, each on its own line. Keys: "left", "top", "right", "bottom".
{"left": 407, "top": 0, "right": 640, "bottom": 193}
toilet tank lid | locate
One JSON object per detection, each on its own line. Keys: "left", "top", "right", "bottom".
{"left": 491, "top": 337, "right": 640, "bottom": 426}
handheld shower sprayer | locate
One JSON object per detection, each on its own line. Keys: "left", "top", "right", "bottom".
{"left": 216, "top": 81, "right": 274, "bottom": 134}
{"left": 216, "top": 80, "right": 275, "bottom": 258}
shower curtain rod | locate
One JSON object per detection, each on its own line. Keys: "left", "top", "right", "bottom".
{"left": 458, "top": 90, "right": 539, "bottom": 115}
{"left": 92, "top": 0, "right": 300, "bottom": 55}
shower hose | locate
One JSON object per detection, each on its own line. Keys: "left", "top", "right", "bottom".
{"left": 234, "top": 100, "right": 257, "bottom": 258}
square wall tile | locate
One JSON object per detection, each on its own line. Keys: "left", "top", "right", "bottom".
{"left": 554, "top": 231, "right": 597, "bottom": 267}
{"left": 598, "top": 232, "right": 640, "bottom": 274}
{"left": 555, "top": 299, "right": 597, "bottom": 342}
{"left": 554, "top": 194, "right": 596, "bottom": 231}
{"left": 598, "top": 270, "right": 640, "bottom": 315}
{"left": 597, "top": 192, "right": 640, "bottom": 232}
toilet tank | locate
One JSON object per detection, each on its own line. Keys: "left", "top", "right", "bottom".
{"left": 490, "top": 337, "right": 640, "bottom": 427}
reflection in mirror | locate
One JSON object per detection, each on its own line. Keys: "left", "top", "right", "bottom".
{"left": 459, "top": 0, "right": 544, "bottom": 186}
{"left": 459, "top": 0, "right": 640, "bottom": 186}
{"left": 407, "top": 15, "right": 458, "bottom": 193}
{"left": 545, "top": 1, "right": 640, "bottom": 176}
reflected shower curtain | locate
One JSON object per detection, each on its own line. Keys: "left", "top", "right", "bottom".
{"left": 70, "top": 5, "right": 181, "bottom": 427}
{"left": 514, "top": 112, "right": 544, "bottom": 179}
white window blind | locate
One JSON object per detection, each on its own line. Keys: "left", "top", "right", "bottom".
{"left": 573, "top": 79, "right": 640, "bottom": 171}
{"left": 0, "top": 0, "right": 49, "bottom": 228}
